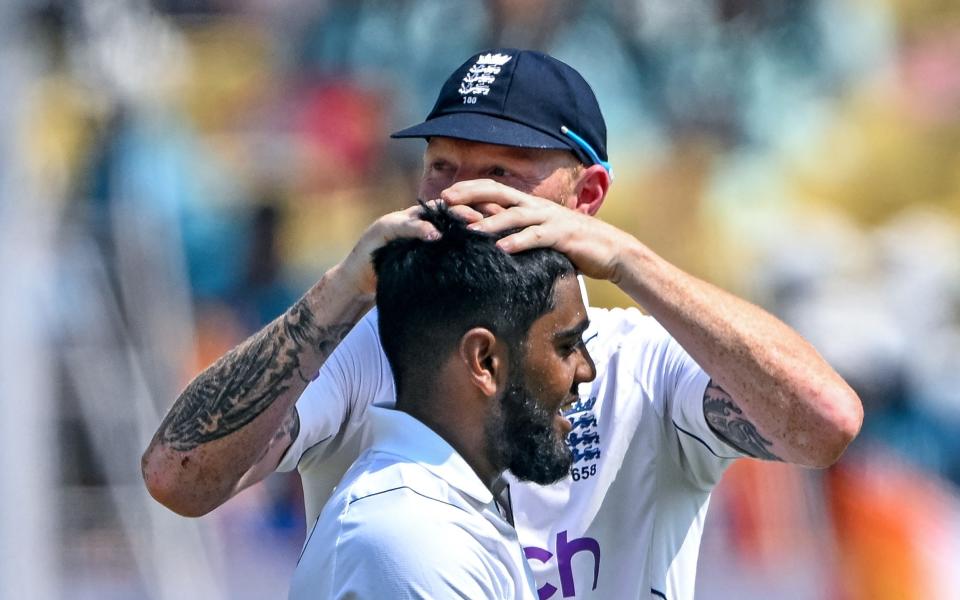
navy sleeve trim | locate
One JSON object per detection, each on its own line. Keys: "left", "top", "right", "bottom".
{"left": 651, "top": 588, "right": 668, "bottom": 599}
{"left": 672, "top": 420, "right": 740, "bottom": 460}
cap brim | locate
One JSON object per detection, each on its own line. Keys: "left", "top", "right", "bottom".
{"left": 391, "top": 112, "right": 572, "bottom": 151}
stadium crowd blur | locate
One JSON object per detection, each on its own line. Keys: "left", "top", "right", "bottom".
{"left": 5, "top": 0, "right": 960, "bottom": 598}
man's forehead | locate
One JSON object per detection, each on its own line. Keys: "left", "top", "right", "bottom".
{"left": 555, "top": 276, "right": 587, "bottom": 317}
{"left": 532, "top": 275, "right": 587, "bottom": 332}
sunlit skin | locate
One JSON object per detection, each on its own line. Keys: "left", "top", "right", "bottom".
{"left": 516, "top": 274, "right": 596, "bottom": 442}
{"left": 419, "top": 137, "right": 585, "bottom": 210}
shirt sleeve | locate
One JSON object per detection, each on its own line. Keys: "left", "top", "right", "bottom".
{"left": 663, "top": 340, "right": 746, "bottom": 489}
{"left": 275, "top": 309, "right": 388, "bottom": 473}
{"left": 613, "top": 308, "right": 747, "bottom": 489}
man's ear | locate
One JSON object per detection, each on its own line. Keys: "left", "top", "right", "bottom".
{"left": 572, "top": 164, "right": 611, "bottom": 216}
{"left": 459, "top": 328, "right": 508, "bottom": 398}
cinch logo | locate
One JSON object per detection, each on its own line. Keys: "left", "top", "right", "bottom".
{"left": 524, "top": 531, "right": 601, "bottom": 599}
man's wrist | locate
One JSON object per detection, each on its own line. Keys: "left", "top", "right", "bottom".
{"left": 608, "top": 233, "right": 647, "bottom": 287}
{"left": 309, "top": 262, "right": 376, "bottom": 313}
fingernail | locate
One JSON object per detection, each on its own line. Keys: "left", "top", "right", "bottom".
{"left": 428, "top": 231, "right": 441, "bottom": 240}
{"left": 467, "top": 223, "right": 479, "bottom": 230}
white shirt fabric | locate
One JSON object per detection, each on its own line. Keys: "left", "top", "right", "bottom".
{"left": 288, "top": 407, "right": 537, "bottom": 600}
{"left": 279, "top": 286, "right": 747, "bottom": 600}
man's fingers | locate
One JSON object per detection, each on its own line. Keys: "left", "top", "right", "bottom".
{"left": 494, "top": 225, "right": 553, "bottom": 254}
{"left": 440, "top": 179, "right": 528, "bottom": 208}
{"left": 380, "top": 206, "right": 440, "bottom": 241}
{"left": 455, "top": 201, "right": 507, "bottom": 219}
{"left": 416, "top": 220, "right": 441, "bottom": 240}
{"left": 466, "top": 206, "right": 539, "bottom": 234}
{"left": 405, "top": 210, "right": 441, "bottom": 240}
{"left": 447, "top": 204, "right": 485, "bottom": 224}
{"left": 476, "top": 202, "right": 506, "bottom": 217}
{"left": 417, "top": 199, "right": 444, "bottom": 212}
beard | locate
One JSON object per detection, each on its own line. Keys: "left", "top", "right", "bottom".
{"left": 485, "top": 370, "right": 573, "bottom": 485}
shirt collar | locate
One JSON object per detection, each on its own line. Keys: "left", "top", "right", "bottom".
{"left": 368, "top": 406, "right": 494, "bottom": 505}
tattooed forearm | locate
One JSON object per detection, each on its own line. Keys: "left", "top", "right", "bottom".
{"left": 703, "top": 380, "right": 781, "bottom": 461}
{"left": 157, "top": 297, "right": 352, "bottom": 452}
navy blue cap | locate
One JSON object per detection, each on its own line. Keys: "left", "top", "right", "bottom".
{"left": 392, "top": 49, "right": 610, "bottom": 173}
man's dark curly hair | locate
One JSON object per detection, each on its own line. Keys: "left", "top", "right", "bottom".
{"left": 372, "top": 203, "right": 576, "bottom": 400}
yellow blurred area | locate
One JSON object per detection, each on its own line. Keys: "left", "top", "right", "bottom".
{"left": 793, "top": 83, "right": 960, "bottom": 225}
{"left": 23, "top": 77, "right": 103, "bottom": 201}
{"left": 176, "top": 19, "right": 272, "bottom": 134}
{"left": 586, "top": 137, "right": 733, "bottom": 307}
{"left": 892, "top": 0, "right": 960, "bottom": 36}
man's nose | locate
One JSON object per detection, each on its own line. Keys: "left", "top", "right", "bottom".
{"left": 576, "top": 345, "right": 597, "bottom": 384}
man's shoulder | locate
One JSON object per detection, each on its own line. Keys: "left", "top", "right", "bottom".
{"left": 331, "top": 306, "right": 383, "bottom": 354}
{"left": 327, "top": 457, "right": 498, "bottom": 561}
{"left": 334, "top": 452, "right": 471, "bottom": 521}
{"left": 361, "top": 305, "right": 380, "bottom": 331}
{"left": 296, "top": 454, "right": 510, "bottom": 599}
{"left": 588, "top": 304, "right": 657, "bottom": 331}
{"left": 586, "top": 304, "right": 672, "bottom": 352}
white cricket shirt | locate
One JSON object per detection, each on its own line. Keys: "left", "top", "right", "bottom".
{"left": 279, "top": 286, "right": 746, "bottom": 600}
{"left": 288, "top": 406, "right": 537, "bottom": 600}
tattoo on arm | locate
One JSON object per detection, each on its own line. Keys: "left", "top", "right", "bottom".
{"left": 703, "top": 379, "right": 781, "bottom": 461}
{"left": 251, "top": 408, "right": 301, "bottom": 466}
{"left": 157, "top": 298, "right": 352, "bottom": 452}
{"left": 272, "top": 408, "right": 301, "bottom": 446}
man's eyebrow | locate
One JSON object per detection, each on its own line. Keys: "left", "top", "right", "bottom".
{"left": 554, "top": 318, "right": 591, "bottom": 341}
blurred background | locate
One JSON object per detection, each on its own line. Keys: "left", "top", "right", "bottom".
{"left": 1, "top": 0, "right": 959, "bottom": 598}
